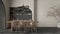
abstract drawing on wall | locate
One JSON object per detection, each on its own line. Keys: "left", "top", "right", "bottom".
{"left": 47, "top": 5, "right": 60, "bottom": 24}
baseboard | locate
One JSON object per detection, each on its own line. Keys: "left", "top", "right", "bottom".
{"left": 37, "top": 27, "right": 57, "bottom": 33}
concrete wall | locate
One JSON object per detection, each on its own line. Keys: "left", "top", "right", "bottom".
{"left": 36, "top": 0, "right": 60, "bottom": 27}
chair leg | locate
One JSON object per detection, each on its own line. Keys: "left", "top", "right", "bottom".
{"left": 31, "top": 28, "right": 33, "bottom": 33}
{"left": 34, "top": 27, "right": 37, "bottom": 33}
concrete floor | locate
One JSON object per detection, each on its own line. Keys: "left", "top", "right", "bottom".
{"left": 0, "top": 32, "right": 59, "bottom": 34}
{"left": 0, "top": 27, "right": 60, "bottom": 34}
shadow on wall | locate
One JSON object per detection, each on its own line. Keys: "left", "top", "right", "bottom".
{"left": 34, "top": 0, "right": 37, "bottom": 21}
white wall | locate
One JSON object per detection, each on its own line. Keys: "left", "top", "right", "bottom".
{"left": 37, "top": 0, "right": 60, "bottom": 27}
{"left": 8, "top": 0, "right": 34, "bottom": 20}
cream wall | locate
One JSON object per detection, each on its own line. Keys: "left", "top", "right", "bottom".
{"left": 37, "top": 0, "right": 60, "bottom": 27}
{"left": 6, "top": 0, "right": 60, "bottom": 27}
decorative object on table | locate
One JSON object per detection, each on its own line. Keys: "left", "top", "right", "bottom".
{"left": 9, "top": 5, "right": 32, "bottom": 20}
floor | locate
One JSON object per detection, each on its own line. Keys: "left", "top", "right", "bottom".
{"left": 0, "top": 27, "right": 60, "bottom": 34}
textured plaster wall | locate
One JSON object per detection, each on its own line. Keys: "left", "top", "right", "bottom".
{"left": 37, "top": 0, "right": 60, "bottom": 27}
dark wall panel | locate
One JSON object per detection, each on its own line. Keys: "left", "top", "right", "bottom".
{"left": 0, "top": 0, "right": 6, "bottom": 32}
